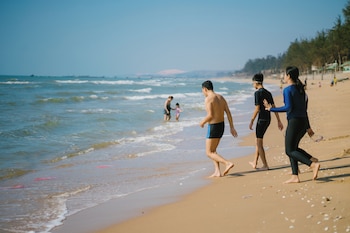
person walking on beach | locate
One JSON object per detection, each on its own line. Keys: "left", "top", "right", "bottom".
{"left": 200, "top": 80, "right": 238, "bottom": 177}
{"left": 175, "top": 103, "right": 182, "bottom": 121}
{"left": 164, "top": 96, "right": 174, "bottom": 121}
{"left": 264, "top": 66, "right": 321, "bottom": 184}
{"left": 249, "top": 73, "right": 283, "bottom": 170}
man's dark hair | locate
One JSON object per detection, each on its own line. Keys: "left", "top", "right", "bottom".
{"left": 252, "top": 73, "right": 263, "bottom": 83}
{"left": 202, "top": 80, "right": 213, "bottom": 90}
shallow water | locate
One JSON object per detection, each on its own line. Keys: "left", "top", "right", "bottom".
{"left": 0, "top": 75, "right": 279, "bottom": 232}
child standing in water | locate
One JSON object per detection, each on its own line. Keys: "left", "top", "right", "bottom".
{"left": 175, "top": 103, "right": 182, "bottom": 121}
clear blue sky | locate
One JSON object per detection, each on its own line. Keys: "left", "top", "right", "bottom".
{"left": 0, "top": 0, "right": 348, "bottom": 76}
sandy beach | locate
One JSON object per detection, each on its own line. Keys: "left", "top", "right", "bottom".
{"left": 90, "top": 72, "right": 350, "bottom": 233}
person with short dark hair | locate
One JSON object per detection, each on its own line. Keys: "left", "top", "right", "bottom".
{"left": 249, "top": 73, "right": 283, "bottom": 170}
{"left": 200, "top": 80, "right": 238, "bottom": 177}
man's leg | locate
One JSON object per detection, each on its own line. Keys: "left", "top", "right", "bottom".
{"left": 257, "top": 138, "right": 269, "bottom": 170}
{"left": 206, "top": 138, "right": 234, "bottom": 177}
{"left": 249, "top": 139, "right": 259, "bottom": 169}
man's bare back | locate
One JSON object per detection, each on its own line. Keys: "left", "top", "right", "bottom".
{"left": 205, "top": 93, "right": 226, "bottom": 124}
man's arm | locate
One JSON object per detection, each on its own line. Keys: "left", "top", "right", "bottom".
{"left": 164, "top": 100, "right": 167, "bottom": 110}
{"left": 224, "top": 99, "right": 238, "bottom": 137}
{"left": 249, "top": 105, "right": 260, "bottom": 130}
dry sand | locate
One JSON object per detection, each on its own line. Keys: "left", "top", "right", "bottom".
{"left": 95, "top": 72, "right": 350, "bottom": 233}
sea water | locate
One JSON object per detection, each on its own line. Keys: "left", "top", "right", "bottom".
{"left": 0, "top": 75, "right": 279, "bottom": 233}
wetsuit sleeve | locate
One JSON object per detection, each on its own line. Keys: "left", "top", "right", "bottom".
{"left": 305, "top": 95, "right": 311, "bottom": 129}
{"left": 305, "top": 112, "right": 311, "bottom": 129}
{"left": 270, "top": 87, "right": 291, "bottom": 112}
{"left": 254, "top": 91, "right": 259, "bottom": 106}
{"left": 267, "top": 90, "right": 274, "bottom": 105}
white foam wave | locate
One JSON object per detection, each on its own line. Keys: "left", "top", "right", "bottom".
{"left": 136, "top": 79, "right": 172, "bottom": 86}
{"left": 53, "top": 78, "right": 186, "bottom": 87}
{"left": 129, "top": 87, "right": 152, "bottom": 93}
{"left": 55, "top": 80, "right": 135, "bottom": 85}
{"left": 89, "top": 94, "right": 98, "bottom": 99}
{"left": 124, "top": 94, "right": 170, "bottom": 100}
{"left": 91, "top": 80, "right": 135, "bottom": 85}
{"left": 136, "top": 142, "right": 176, "bottom": 157}
{"left": 55, "top": 80, "right": 89, "bottom": 84}
{"left": 124, "top": 92, "right": 201, "bottom": 101}
{"left": 80, "top": 108, "right": 121, "bottom": 114}
{"left": 184, "top": 92, "right": 202, "bottom": 97}
{"left": 0, "top": 81, "right": 32, "bottom": 84}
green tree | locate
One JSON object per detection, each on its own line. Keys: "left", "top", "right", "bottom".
{"left": 240, "top": 1, "right": 350, "bottom": 74}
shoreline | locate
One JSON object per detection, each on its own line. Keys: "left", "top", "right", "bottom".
{"left": 55, "top": 72, "right": 350, "bottom": 233}
{"left": 51, "top": 78, "right": 257, "bottom": 233}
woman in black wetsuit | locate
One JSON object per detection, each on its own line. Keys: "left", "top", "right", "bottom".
{"left": 264, "top": 66, "right": 321, "bottom": 184}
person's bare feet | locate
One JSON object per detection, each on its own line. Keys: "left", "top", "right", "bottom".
{"left": 283, "top": 175, "right": 300, "bottom": 184}
{"left": 249, "top": 161, "right": 257, "bottom": 169}
{"left": 310, "top": 157, "right": 319, "bottom": 162}
{"left": 311, "top": 162, "right": 320, "bottom": 180}
{"left": 208, "top": 173, "right": 221, "bottom": 178}
{"left": 223, "top": 162, "right": 234, "bottom": 176}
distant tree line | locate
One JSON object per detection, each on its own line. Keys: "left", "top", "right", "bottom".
{"left": 240, "top": 1, "right": 350, "bottom": 75}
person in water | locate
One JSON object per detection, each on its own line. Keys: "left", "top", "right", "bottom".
{"left": 264, "top": 66, "right": 321, "bottom": 183}
{"left": 200, "top": 80, "right": 238, "bottom": 177}
{"left": 175, "top": 102, "right": 182, "bottom": 121}
{"left": 163, "top": 96, "right": 174, "bottom": 121}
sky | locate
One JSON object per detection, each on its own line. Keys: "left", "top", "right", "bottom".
{"left": 0, "top": 0, "right": 348, "bottom": 76}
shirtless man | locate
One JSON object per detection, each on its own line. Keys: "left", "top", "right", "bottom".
{"left": 163, "top": 96, "right": 174, "bottom": 121}
{"left": 200, "top": 80, "right": 238, "bottom": 177}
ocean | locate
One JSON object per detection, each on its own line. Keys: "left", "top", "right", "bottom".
{"left": 0, "top": 75, "right": 279, "bottom": 233}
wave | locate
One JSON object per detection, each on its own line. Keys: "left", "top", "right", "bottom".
{"left": 40, "top": 185, "right": 92, "bottom": 232}
{"left": 37, "top": 97, "right": 67, "bottom": 103}
{"left": 49, "top": 138, "right": 123, "bottom": 163}
{"left": 2, "top": 185, "right": 92, "bottom": 233}
{"left": 124, "top": 92, "right": 202, "bottom": 101}
{"left": 91, "top": 80, "right": 134, "bottom": 85}
{"left": 78, "top": 108, "right": 120, "bottom": 114}
{"left": 48, "top": 117, "right": 198, "bottom": 163}
{"left": 0, "top": 168, "right": 33, "bottom": 181}
{"left": 55, "top": 80, "right": 89, "bottom": 84}
{"left": 0, "top": 81, "right": 33, "bottom": 85}
{"left": 124, "top": 94, "right": 170, "bottom": 100}
{"left": 53, "top": 78, "right": 175, "bottom": 87}
{"left": 55, "top": 79, "right": 136, "bottom": 85}
{"left": 36, "top": 94, "right": 109, "bottom": 104}
{"left": 129, "top": 87, "right": 152, "bottom": 93}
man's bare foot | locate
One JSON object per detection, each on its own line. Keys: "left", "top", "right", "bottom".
{"left": 310, "top": 157, "right": 318, "bottom": 162}
{"left": 257, "top": 166, "right": 269, "bottom": 171}
{"left": 249, "top": 161, "right": 257, "bottom": 169}
{"left": 311, "top": 162, "right": 320, "bottom": 180}
{"left": 223, "top": 162, "right": 234, "bottom": 176}
{"left": 283, "top": 175, "right": 300, "bottom": 184}
{"left": 208, "top": 172, "right": 221, "bottom": 178}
